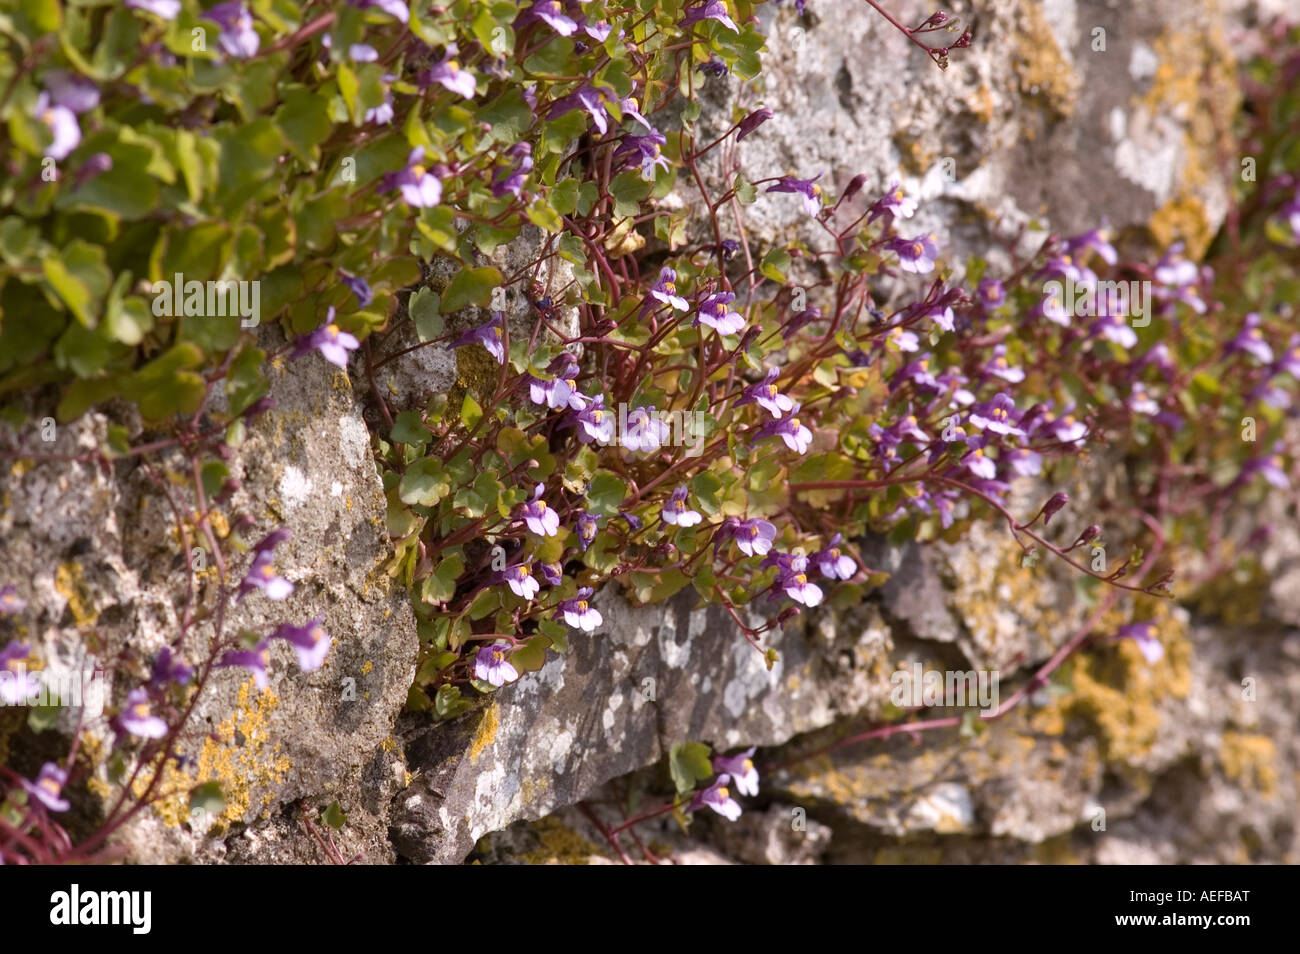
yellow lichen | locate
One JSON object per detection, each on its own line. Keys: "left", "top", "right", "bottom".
{"left": 467, "top": 703, "right": 499, "bottom": 763}
{"left": 55, "top": 561, "right": 98, "bottom": 627}
{"left": 1219, "top": 732, "right": 1277, "bottom": 795}
{"left": 1011, "top": 3, "right": 1080, "bottom": 121}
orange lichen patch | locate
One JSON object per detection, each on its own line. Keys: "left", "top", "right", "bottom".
{"left": 1219, "top": 732, "right": 1277, "bottom": 795}
{"left": 360, "top": 660, "right": 375, "bottom": 676}
{"left": 55, "top": 561, "right": 98, "bottom": 627}
{"left": 139, "top": 680, "right": 291, "bottom": 829}
{"left": 1011, "top": 3, "right": 1079, "bottom": 121}
{"left": 467, "top": 703, "right": 499, "bottom": 763}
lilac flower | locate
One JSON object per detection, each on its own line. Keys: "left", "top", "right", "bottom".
{"left": 575, "top": 512, "right": 599, "bottom": 551}
{"left": 778, "top": 563, "right": 822, "bottom": 606}
{"left": 887, "top": 327, "right": 920, "bottom": 353}
{"left": 698, "top": 57, "right": 729, "bottom": 76}
{"left": 929, "top": 305, "right": 955, "bottom": 332}
{"left": 620, "top": 511, "right": 643, "bottom": 532}
{"left": 712, "top": 748, "right": 759, "bottom": 796}
{"left": 1117, "top": 622, "right": 1162, "bottom": 665}
{"left": 662, "top": 487, "right": 702, "bottom": 527}
{"left": 421, "top": 53, "right": 476, "bottom": 99}
{"left": 689, "top": 773, "right": 742, "bottom": 820}
{"left": 474, "top": 642, "right": 519, "bottom": 687}
{"left": 1042, "top": 409, "right": 1088, "bottom": 444}
{"left": 520, "top": 484, "right": 560, "bottom": 536}
{"left": 0, "top": 641, "right": 41, "bottom": 705}
{"left": 22, "top": 763, "right": 70, "bottom": 813}
{"left": 529, "top": 373, "right": 573, "bottom": 410}
{"left": 725, "top": 517, "right": 777, "bottom": 557}
{"left": 519, "top": 0, "right": 577, "bottom": 36}
{"left": 151, "top": 647, "right": 194, "bottom": 689}
{"left": 206, "top": 3, "right": 260, "bottom": 58}
{"left": 961, "top": 439, "right": 997, "bottom": 481}
{"left": 736, "top": 368, "right": 795, "bottom": 418}
{"left": 347, "top": 43, "right": 380, "bottom": 62}
{"left": 217, "top": 640, "right": 272, "bottom": 690}
{"left": 0, "top": 584, "right": 26, "bottom": 615}
{"left": 766, "top": 173, "right": 823, "bottom": 217}
{"left": 968, "top": 394, "right": 1024, "bottom": 437}
{"left": 1226, "top": 313, "right": 1273, "bottom": 364}
{"left": 614, "top": 130, "right": 670, "bottom": 178}
{"left": 351, "top": 0, "right": 409, "bottom": 24}
{"left": 1065, "top": 228, "right": 1118, "bottom": 266}
{"left": 680, "top": 0, "right": 740, "bottom": 34}
{"left": 583, "top": 18, "right": 613, "bottom": 42}
{"left": 623, "top": 406, "right": 670, "bottom": 453}
{"left": 381, "top": 146, "right": 443, "bottom": 208}
{"left": 1128, "top": 383, "right": 1159, "bottom": 416}
{"left": 558, "top": 587, "right": 602, "bottom": 631}
{"left": 45, "top": 70, "right": 100, "bottom": 114}
{"left": 34, "top": 93, "right": 80, "bottom": 160}
{"left": 538, "top": 562, "right": 563, "bottom": 586}
{"left": 575, "top": 395, "right": 615, "bottom": 444}
{"left": 126, "top": 0, "right": 181, "bottom": 17}
{"left": 548, "top": 84, "right": 610, "bottom": 135}
{"left": 873, "top": 180, "right": 918, "bottom": 219}
{"left": 339, "top": 270, "right": 373, "bottom": 308}
{"left": 272, "top": 620, "right": 332, "bottom": 672}
{"left": 813, "top": 534, "right": 856, "bottom": 580}
{"left": 239, "top": 550, "right": 294, "bottom": 602}
{"left": 1153, "top": 243, "right": 1198, "bottom": 286}
{"left": 74, "top": 152, "right": 113, "bottom": 188}
{"left": 452, "top": 312, "right": 506, "bottom": 365}
{"left": 118, "top": 688, "right": 169, "bottom": 738}
{"left": 895, "top": 412, "right": 930, "bottom": 443}
{"left": 887, "top": 235, "right": 939, "bottom": 274}
{"left": 755, "top": 410, "right": 813, "bottom": 455}
{"left": 492, "top": 142, "right": 533, "bottom": 199}
{"left": 1003, "top": 448, "right": 1043, "bottom": 478}
{"left": 293, "top": 308, "right": 360, "bottom": 369}
{"left": 696, "top": 292, "right": 746, "bottom": 335}
{"left": 1243, "top": 447, "right": 1289, "bottom": 489}
{"left": 650, "top": 267, "right": 690, "bottom": 311}
{"left": 976, "top": 278, "right": 1006, "bottom": 309}
{"left": 737, "top": 107, "right": 773, "bottom": 141}
{"left": 984, "top": 345, "right": 1024, "bottom": 384}
{"left": 365, "top": 92, "right": 395, "bottom": 125}
{"left": 502, "top": 562, "right": 540, "bottom": 600}
{"left": 1093, "top": 313, "right": 1138, "bottom": 349}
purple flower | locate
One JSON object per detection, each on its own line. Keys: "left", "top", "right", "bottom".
{"left": 293, "top": 308, "right": 361, "bottom": 369}
{"left": 1116, "top": 622, "right": 1162, "bottom": 665}
{"left": 1093, "top": 313, "right": 1137, "bottom": 349}
{"left": 968, "top": 393, "right": 1024, "bottom": 437}
{"left": 724, "top": 517, "right": 777, "bottom": 557}
{"left": 984, "top": 345, "right": 1023, "bottom": 383}
{"left": 272, "top": 620, "right": 332, "bottom": 672}
{"left": 887, "top": 234, "right": 939, "bottom": 274}
{"left": 206, "top": 3, "right": 260, "bottom": 58}
{"left": 1041, "top": 409, "right": 1088, "bottom": 444}
{"left": 558, "top": 587, "right": 602, "bottom": 631}
{"left": 737, "top": 107, "right": 773, "bottom": 141}
{"left": 614, "top": 130, "right": 670, "bottom": 178}
{"left": 0, "top": 584, "right": 26, "bottom": 615}
{"left": 712, "top": 747, "right": 759, "bottom": 796}
{"left": 421, "top": 54, "right": 476, "bottom": 99}
{"left": 961, "top": 438, "right": 997, "bottom": 481}
{"left": 1003, "top": 448, "right": 1043, "bottom": 477}
{"left": 871, "top": 180, "right": 918, "bottom": 220}
{"left": 528, "top": 358, "right": 579, "bottom": 410}
{"left": 351, "top": 0, "right": 409, "bottom": 24}
{"left": 767, "top": 173, "right": 823, "bottom": 217}
{"left": 622, "top": 406, "right": 670, "bottom": 453}
{"left": 887, "top": 327, "right": 920, "bottom": 353}
{"left": 1128, "top": 383, "right": 1159, "bottom": 416}
{"left": 1243, "top": 447, "right": 1289, "bottom": 489}
{"left": 1065, "top": 228, "right": 1118, "bottom": 266}
{"left": 1153, "top": 243, "right": 1198, "bottom": 287}
{"left": 118, "top": 687, "right": 169, "bottom": 738}
{"left": 502, "top": 562, "right": 540, "bottom": 600}
{"left": 381, "top": 147, "right": 443, "bottom": 207}
{"left": 0, "top": 640, "right": 41, "bottom": 705}
{"left": 736, "top": 368, "right": 794, "bottom": 418}
{"left": 662, "top": 486, "right": 702, "bottom": 527}
{"left": 650, "top": 267, "right": 690, "bottom": 311}
{"left": 33, "top": 93, "right": 80, "bottom": 159}
{"left": 239, "top": 550, "right": 294, "bottom": 601}
{"left": 365, "top": 92, "right": 395, "bottom": 125}
{"left": 151, "top": 646, "right": 194, "bottom": 689}
{"left": 929, "top": 305, "right": 955, "bottom": 332}
{"left": 44, "top": 70, "right": 100, "bottom": 114}
{"left": 680, "top": 0, "right": 740, "bottom": 34}
{"left": 126, "top": 0, "right": 181, "bottom": 17}
{"left": 474, "top": 642, "right": 519, "bottom": 687}
{"left": 217, "top": 640, "right": 272, "bottom": 690}
{"left": 754, "top": 409, "right": 813, "bottom": 455}
{"left": 520, "top": 484, "right": 560, "bottom": 536}
{"left": 452, "top": 312, "right": 506, "bottom": 365}
{"left": 976, "top": 278, "right": 1005, "bottom": 309}
{"left": 575, "top": 395, "right": 615, "bottom": 444}
{"left": 1226, "top": 313, "right": 1273, "bottom": 364}
{"left": 575, "top": 512, "right": 599, "bottom": 551}
{"left": 583, "top": 18, "right": 613, "bottom": 42}
{"left": 772, "top": 555, "right": 822, "bottom": 606}
{"left": 538, "top": 561, "right": 563, "bottom": 586}
{"left": 519, "top": 0, "right": 577, "bottom": 36}
{"left": 492, "top": 142, "right": 533, "bottom": 199}
{"left": 22, "top": 763, "right": 70, "bottom": 813}
{"left": 74, "top": 152, "right": 113, "bottom": 188}
{"left": 813, "top": 534, "right": 856, "bottom": 580}
{"left": 340, "top": 270, "right": 373, "bottom": 308}
{"left": 696, "top": 291, "right": 746, "bottom": 335}
{"left": 698, "top": 57, "right": 729, "bottom": 76}
{"left": 689, "top": 773, "right": 742, "bottom": 820}
{"left": 548, "top": 84, "right": 610, "bottom": 135}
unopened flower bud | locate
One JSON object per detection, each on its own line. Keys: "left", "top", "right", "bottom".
{"left": 737, "top": 107, "right": 774, "bottom": 141}
{"left": 1042, "top": 492, "right": 1069, "bottom": 525}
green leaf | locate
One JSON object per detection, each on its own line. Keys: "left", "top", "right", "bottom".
{"left": 733, "top": 172, "right": 757, "bottom": 204}
{"left": 586, "top": 471, "right": 628, "bottom": 517}
{"left": 442, "top": 266, "right": 503, "bottom": 313}
{"left": 409, "top": 287, "right": 443, "bottom": 341}
{"left": 669, "top": 741, "right": 713, "bottom": 795}
{"left": 391, "top": 410, "right": 432, "bottom": 446}
{"left": 225, "top": 346, "right": 267, "bottom": 417}
{"left": 398, "top": 457, "right": 451, "bottom": 507}
{"left": 460, "top": 393, "right": 483, "bottom": 430}
{"left": 188, "top": 781, "right": 225, "bottom": 820}
{"left": 320, "top": 801, "right": 347, "bottom": 830}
